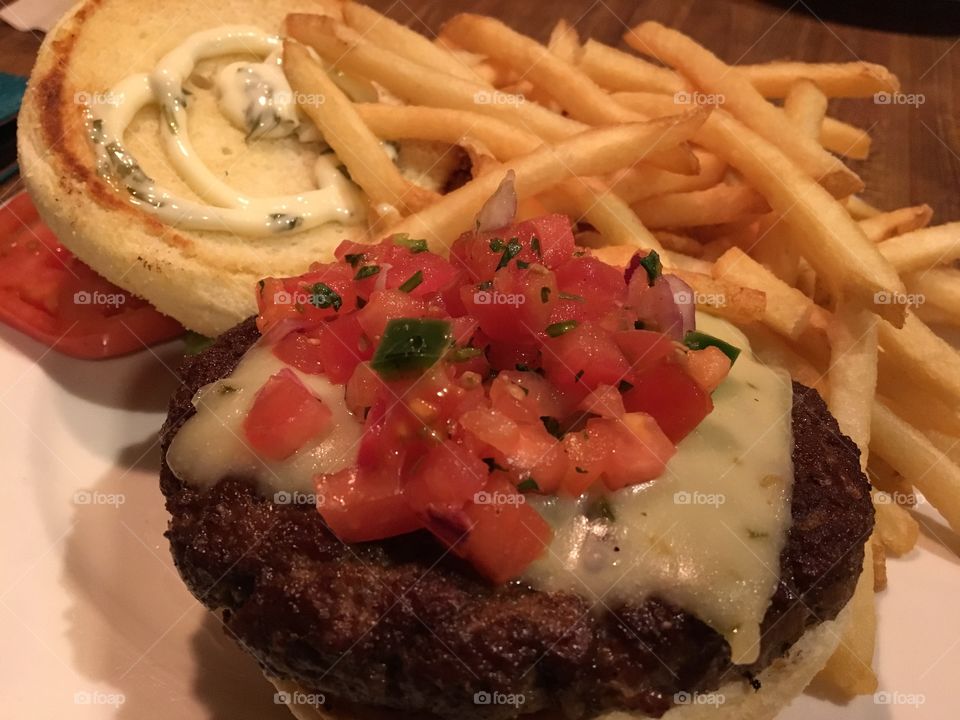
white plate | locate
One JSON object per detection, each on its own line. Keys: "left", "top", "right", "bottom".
{"left": 1, "top": 323, "right": 958, "bottom": 719}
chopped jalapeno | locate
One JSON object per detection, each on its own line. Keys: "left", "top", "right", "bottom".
{"left": 683, "top": 330, "right": 742, "bottom": 363}
{"left": 371, "top": 318, "right": 452, "bottom": 378}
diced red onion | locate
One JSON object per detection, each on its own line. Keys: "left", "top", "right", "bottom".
{"left": 634, "top": 274, "right": 695, "bottom": 341}
{"left": 624, "top": 251, "right": 644, "bottom": 285}
{"left": 664, "top": 274, "right": 696, "bottom": 338}
{"left": 476, "top": 170, "right": 517, "bottom": 232}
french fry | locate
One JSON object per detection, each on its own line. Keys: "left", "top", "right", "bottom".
{"left": 925, "top": 430, "right": 960, "bottom": 468}
{"left": 878, "top": 222, "right": 960, "bottom": 272}
{"left": 670, "top": 270, "right": 767, "bottom": 325}
{"left": 904, "top": 267, "right": 960, "bottom": 326}
{"left": 588, "top": 245, "right": 716, "bottom": 276}
{"left": 443, "top": 14, "right": 643, "bottom": 127}
{"left": 713, "top": 247, "right": 817, "bottom": 339}
{"left": 577, "top": 38, "right": 687, "bottom": 94}
{"left": 385, "top": 111, "right": 708, "bottom": 249}
{"left": 742, "top": 325, "right": 828, "bottom": 395}
{"left": 820, "top": 117, "right": 872, "bottom": 160}
{"left": 871, "top": 400, "right": 960, "bottom": 534}
{"left": 826, "top": 304, "right": 879, "bottom": 469}
{"left": 548, "top": 178, "right": 665, "bottom": 253}
{"left": 547, "top": 19, "right": 580, "bottom": 64}
{"left": 868, "top": 455, "right": 914, "bottom": 500}
{"left": 750, "top": 214, "right": 801, "bottom": 285}
{"left": 282, "top": 39, "right": 438, "bottom": 214}
{"left": 859, "top": 205, "right": 933, "bottom": 243}
{"left": 784, "top": 79, "right": 828, "bottom": 140}
{"left": 739, "top": 61, "right": 900, "bottom": 99}
{"left": 877, "top": 312, "right": 960, "bottom": 411}
{"left": 653, "top": 230, "right": 704, "bottom": 257}
{"left": 873, "top": 494, "right": 920, "bottom": 556}
{"left": 815, "top": 539, "right": 878, "bottom": 696}
{"left": 871, "top": 536, "right": 887, "bottom": 592}
{"left": 619, "top": 100, "right": 905, "bottom": 325}
{"left": 355, "top": 103, "right": 542, "bottom": 159}
{"left": 844, "top": 195, "right": 883, "bottom": 219}
{"left": 624, "top": 22, "right": 863, "bottom": 198}
{"left": 878, "top": 374, "right": 960, "bottom": 438}
{"left": 632, "top": 184, "right": 769, "bottom": 229}
{"left": 607, "top": 150, "right": 727, "bottom": 204}
{"left": 340, "top": 2, "right": 484, "bottom": 82}
{"left": 287, "top": 14, "right": 584, "bottom": 141}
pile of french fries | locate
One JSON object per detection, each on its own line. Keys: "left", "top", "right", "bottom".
{"left": 280, "top": 1, "right": 960, "bottom": 696}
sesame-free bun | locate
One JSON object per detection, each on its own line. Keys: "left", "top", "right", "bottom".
{"left": 18, "top": 0, "right": 361, "bottom": 336}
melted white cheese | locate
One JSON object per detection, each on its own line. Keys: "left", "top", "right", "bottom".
{"left": 166, "top": 344, "right": 363, "bottom": 495}
{"left": 166, "top": 315, "right": 792, "bottom": 662}
{"left": 522, "top": 315, "right": 794, "bottom": 663}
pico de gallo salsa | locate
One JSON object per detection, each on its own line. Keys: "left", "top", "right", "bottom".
{"left": 251, "top": 209, "right": 739, "bottom": 584}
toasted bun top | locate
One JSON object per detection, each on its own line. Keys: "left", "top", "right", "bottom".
{"left": 19, "top": 0, "right": 366, "bottom": 336}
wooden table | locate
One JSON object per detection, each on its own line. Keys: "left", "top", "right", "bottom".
{"left": 2, "top": 0, "right": 958, "bottom": 219}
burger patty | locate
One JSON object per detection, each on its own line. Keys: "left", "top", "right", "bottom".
{"left": 160, "top": 318, "right": 874, "bottom": 719}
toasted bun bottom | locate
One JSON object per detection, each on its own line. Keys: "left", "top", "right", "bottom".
{"left": 266, "top": 605, "right": 849, "bottom": 720}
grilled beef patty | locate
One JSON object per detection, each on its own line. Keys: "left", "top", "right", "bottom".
{"left": 159, "top": 318, "right": 873, "bottom": 719}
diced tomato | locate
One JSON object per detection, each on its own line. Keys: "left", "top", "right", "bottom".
{"left": 586, "top": 413, "right": 675, "bottom": 490}
{"left": 450, "top": 214, "right": 575, "bottom": 282}
{"left": 345, "top": 361, "right": 387, "bottom": 416}
{"left": 356, "top": 289, "right": 428, "bottom": 342}
{"left": 257, "top": 262, "right": 357, "bottom": 336}
{"left": 313, "top": 313, "right": 372, "bottom": 383}
{"left": 489, "top": 370, "right": 566, "bottom": 424}
{"left": 560, "top": 430, "right": 604, "bottom": 496}
{"left": 614, "top": 329, "right": 678, "bottom": 375}
{"left": 315, "top": 466, "right": 421, "bottom": 542}
{"left": 405, "top": 441, "right": 488, "bottom": 517}
{"left": 454, "top": 479, "right": 553, "bottom": 583}
{"left": 243, "top": 368, "right": 333, "bottom": 460}
{"left": 552, "top": 256, "right": 626, "bottom": 322}
{"left": 622, "top": 360, "right": 713, "bottom": 442}
{"left": 273, "top": 331, "right": 325, "bottom": 374}
{"left": 542, "top": 321, "right": 630, "bottom": 400}
{"left": 460, "top": 407, "right": 519, "bottom": 457}
{"left": 0, "top": 191, "right": 184, "bottom": 358}
{"left": 461, "top": 265, "right": 557, "bottom": 344}
{"left": 684, "top": 346, "right": 733, "bottom": 393}
{"left": 484, "top": 338, "right": 540, "bottom": 372}
{"left": 577, "top": 384, "right": 625, "bottom": 419}
{"left": 335, "top": 237, "right": 460, "bottom": 299}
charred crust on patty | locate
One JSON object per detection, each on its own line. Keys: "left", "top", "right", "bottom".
{"left": 159, "top": 318, "right": 873, "bottom": 719}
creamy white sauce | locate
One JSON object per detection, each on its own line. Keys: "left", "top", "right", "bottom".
{"left": 522, "top": 314, "right": 794, "bottom": 663}
{"left": 85, "top": 26, "right": 366, "bottom": 235}
{"left": 166, "top": 344, "right": 362, "bottom": 495}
